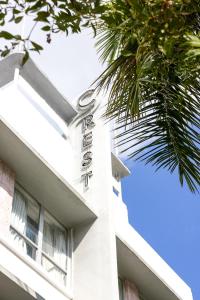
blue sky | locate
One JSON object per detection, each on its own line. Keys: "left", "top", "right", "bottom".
{"left": 122, "top": 162, "right": 200, "bottom": 300}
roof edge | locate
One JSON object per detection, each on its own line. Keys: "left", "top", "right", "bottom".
{"left": 0, "top": 53, "right": 78, "bottom": 123}
{"left": 111, "top": 152, "right": 131, "bottom": 179}
{"left": 116, "top": 226, "right": 193, "bottom": 300}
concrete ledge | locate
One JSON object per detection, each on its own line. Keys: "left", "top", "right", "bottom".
{"left": 0, "top": 263, "right": 38, "bottom": 300}
{"left": 111, "top": 152, "right": 130, "bottom": 179}
{"left": 0, "top": 235, "right": 72, "bottom": 300}
{"left": 0, "top": 116, "right": 97, "bottom": 227}
{"left": 0, "top": 53, "right": 77, "bottom": 123}
{"left": 116, "top": 224, "right": 193, "bottom": 300}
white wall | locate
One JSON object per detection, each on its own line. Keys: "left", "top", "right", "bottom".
{"left": 0, "top": 77, "right": 75, "bottom": 186}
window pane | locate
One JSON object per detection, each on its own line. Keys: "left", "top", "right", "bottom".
{"left": 10, "top": 186, "right": 69, "bottom": 284}
{"left": 11, "top": 190, "right": 27, "bottom": 235}
{"left": 10, "top": 228, "right": 37, "bottom": 260}
{"left": 42, "top": 211, "right": 67, "bottom": 280}
{"left": 26, "top": 196, "right": 40, "bottom": 244}
{"left": 42, "top": 255, "right": 66, "bottom": 286}
{"left": 10, "top": 187, "right": 39, "bottom": 260}
{"left": 26, "top": 242, "right": 37, "bottom": 260}
{"left": 118, "top": 278, "right": 124, "bottom": 300}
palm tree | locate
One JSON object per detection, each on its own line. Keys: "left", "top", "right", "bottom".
{"left": 95, "top": 0, "right": 200, "bottom": 192}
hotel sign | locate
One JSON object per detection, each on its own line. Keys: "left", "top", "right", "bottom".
{"left": 77, "top": 91, "right": 97, "bottom": 188}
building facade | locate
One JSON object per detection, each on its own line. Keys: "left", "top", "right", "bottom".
{"left": 0, "top": 53, "right": 193, "bottom": 300}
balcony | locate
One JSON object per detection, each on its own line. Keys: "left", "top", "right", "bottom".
{"left": 0, "top": 264, "right": 40, "bottom": 300}
{"left": 116, "top": 225, "right": 193, "bottom": 300}
{"left": 0, "top": 116, "right": 97, "bottom": 227}
{"left": 111, "top": 152, "right": 130, "bottom": 181}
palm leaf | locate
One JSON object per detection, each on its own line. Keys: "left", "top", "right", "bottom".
{"left": 95, "top": 1, "right": 200, "bottom": 192}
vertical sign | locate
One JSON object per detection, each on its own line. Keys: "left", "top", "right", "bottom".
{"left": 77, "top": 91, "right": 96, "bottom": 188}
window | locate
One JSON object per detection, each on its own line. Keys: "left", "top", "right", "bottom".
{"left": 113, "top": 186, "right": 119, "bottom": 197}
{"left": 118, "top": 278, "right": 144, "bottom": 300}
{"left": 10, "top": 185, "right": 69, "bottom": 287}
{"left": 118, "top": 278, "right": 124, "bottom": 300}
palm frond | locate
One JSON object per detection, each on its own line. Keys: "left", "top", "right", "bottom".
{"left": 95, "top": 1, "right": 200, "bottom": 192}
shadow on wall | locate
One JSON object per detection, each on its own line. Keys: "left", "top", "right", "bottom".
{"left": 0, "top": 264, "right": 45, "bottom": 300}
{"left": 73, "top": 219, "right": 95, "bottom": 252}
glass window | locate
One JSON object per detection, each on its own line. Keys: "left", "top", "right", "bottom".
{"left": 10, "top": 185, "right": 69, "bottom": 287}
{"left": 119, "top": 279, "right": 144, "bottom": 300}
{"left": 42, "top": 211, "right": 67, "bottom": 286}
{"left": 26, "top": 197, "right": 40, "bottom": 244}
{"left": 113, "top": 186, "right": 119, "bottom": 197}
{"left": 118, "top": 278, "right": 124, "bottom": 300}
{"left": 10, "top": 188, "right": 39, "bottom": 260}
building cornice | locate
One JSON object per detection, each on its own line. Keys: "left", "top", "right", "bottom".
{"left": 0, "top": 53, "right": 77, "bottom": 123}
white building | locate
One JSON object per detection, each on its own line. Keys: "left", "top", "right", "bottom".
{"left": 0, "top": 53, "right": 193, "bottom": 300}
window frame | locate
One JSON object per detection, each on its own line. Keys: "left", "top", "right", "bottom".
{"left": 10, "top": 183, "right": 72, "bottom": 289}
{"left": 10, "top": 224, "right": 38, "bottom": 258}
